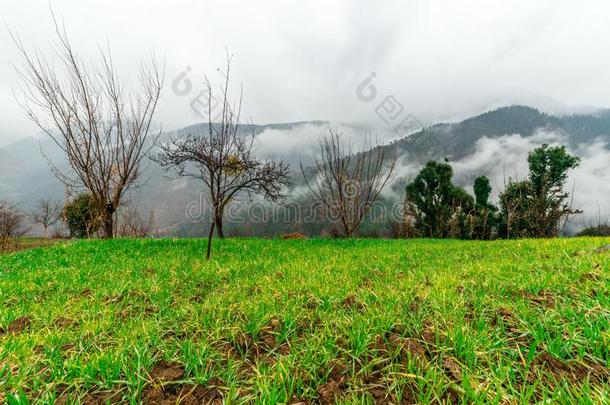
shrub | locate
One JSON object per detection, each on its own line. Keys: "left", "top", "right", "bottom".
{"left": 577, "top": 224, "right": 610, "bottom": 237}
{"left": 63, "top": 194, "right": 101, "bottom": 238}
{"left": 0, "top": 201, "right": 27, "bottom": 250}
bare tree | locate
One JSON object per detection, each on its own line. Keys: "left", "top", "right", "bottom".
{"left": 301, "top": 129, "right": 397, "bottom": 237}
{"left": 116, "top": 203, "right": 155, "bottom": 237}
{"left": 32, "top": 198, "right": 62, "bottom": 236}
{"left": 0, "top": 201, "right": 27, "bottom": 251}
{"left": 12, "top": 14, "right": 163, "bottom": 238}
{"left": 155, "top": 57, "right": 290, "bottom": 259}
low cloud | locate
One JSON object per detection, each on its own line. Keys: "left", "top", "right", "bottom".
{"left": 386, "top": 130, "right": 609, "bottom": 232}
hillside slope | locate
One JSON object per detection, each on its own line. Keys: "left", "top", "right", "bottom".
{"left": 1, "top": 237, "right": 609, "bottom": 402}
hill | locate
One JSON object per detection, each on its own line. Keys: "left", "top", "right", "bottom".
{"left": 0, "top": 106, "right": 609, "bottom": 235}
{"left": 0, "top": 237, "right": 609, "bottom": 402}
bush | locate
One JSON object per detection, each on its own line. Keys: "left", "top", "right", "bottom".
{"left": 0, "top": 201, "right": 27, "bottom": 250}
{"left": 577, "top": 224, "right": 610, "bottom": 237}
{"left": 63, "top": 194, "right": 101, "bottom": 238}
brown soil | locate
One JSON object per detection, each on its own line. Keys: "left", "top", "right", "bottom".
{"left": 316, "top": 379, "right": 340, "bottom": 405}
{"left": 149, "top": 360, "right": 185, "bottom": 381}
{"left": 0, "top": 239, "right": 61, "bottom": 254}
{"left": 1, "top": 316, "right": 32, "bottom": 335}
{"left": 55, "top": 388, "right": 124, "bottom": 405}
{"left": 81, "top": 390, "right": 124, "bottom": 405}
{"left": 442, "top": 357, "right": 463, "bottom": 382}
{"left": 532, "top": 352, "right": 610, "bottom": 384}
{"left": 316, "top": 361, "right": 348, "bottom": 404}
{"left": 61, "top": 343, "right": 76, "bottom": 353}
{"left": 528, "top": 289, "right": 556, "bottom": 308}
{"left": 227, "top": 319, "right": 289, "bottom": 360}
{"left": 143, "top": 381, "right": 223, "bottom": 405}
{"left": 580, "top": 272, "right": 601, "bottom": 282}
{"left": 282, "top": 233, "right": 307, "bottom": 240}
{"left": 54, "top": 317, "right": 78, "bottom": 328}
{"left": 420, "top": 329, "right": 436, "bottom": 346}
{"left": 342, "top": 294, "right": 366, "bottom": 311}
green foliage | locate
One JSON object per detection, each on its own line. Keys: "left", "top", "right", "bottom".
{"left": 528, "top": 144, "right": 580, "bottom": 195}
{"left": 470, "top": 176, "right": 498, "bottom": 240}
{"left": 0, "top": 237, "right": 609, "bottom": 402}
{"left": 499, "top": 144, "right": 580, "bottom": 238}
{"left": 474, "top": 176, "right": 492, "bottom": 207}
{"left": 405, "top": 162, "right": 495, "bottom": 239}
{"left": 63, "top": 194, "right": 100, "bottom": 238}
{"left": 577, "top": 224, "right": 610, "bottom": 237}
{"left": 405, "top": 161, "right": 460, "bottom": 237}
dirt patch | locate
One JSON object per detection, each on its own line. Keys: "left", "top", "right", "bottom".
{"left": 149, "top": 360, "right": 185, "bottom": 382}
{"left": 61, "top": 343, "right": 76, "bottom": 354}
{"left": 532, "top": 352, "right": 609, "bottom": 384}
{"left": 54, "top": 388, "right": 124, "bottom": 405}
{"left": 342, "top": 294, "right": 366, "bottom": 311}
{"left": 442, "top": 386, "right": 461, "bottom": 404}
{"left": 528, "top": 289, "right": 556, "bottom": 308}
{"left": 367, "top": 386, "right": 387, "bottom": 403}
{"left": 385, "top": 332, "right": 428, "bottom": 362}
{"left": 580, "top": 272, "right": 601, "bottom": 282}
{"left": 282, "top": 233, "right": 307, "bottom": 240}
{"left": 442, "top": 357, "right": 463, "bottom": 382}
{"left": 103, "top": 294, "right": 125, "bottom": 304}
{"left": 54, "top": 317, "right": 78, "bottom": 329}
{"left": 402, "top": 338, "right": 428, "bottom": 361}
{"left": 1, "top": 316, "right": 31, "bottom": 335}
{"left": 228, "top": 320, "right": 289, "bottom": 360}
{"left": 81, "top": 390, "right": 124, "bottom": 405}
{"left": 317, "top": 379, "right": 340, "bottom": 405}
{"left": 316, "top": 360, "right": 348, "bottom": 404}
{"left": 0, "top": 238, "right": 61, "bottom": 254}
{"left": 420, "top": 329, "right": 436, "bottom": 346}
{"left": 79, "top": 288, "right": 94, "bottom": 298}
{"left": 143, "top": 381, "right": 223, "bottom": 405}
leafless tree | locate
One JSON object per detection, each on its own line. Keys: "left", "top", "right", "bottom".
{"left": 32, "top": 198, "right": 62, "bottom": 236}
{"left": 301, "top": 129, "right": 397, "bottom": 237}
{"left": 116, "top": 203, "right": 155, "bottom": 237}
{"left": 155, "top": 57, "right": 290, "bottom": 259}
{"left": 11, "top": 14, "right": 163, "bottom": 238}
{"left": 0, "top": 201, "right": 27, "bottom": 251}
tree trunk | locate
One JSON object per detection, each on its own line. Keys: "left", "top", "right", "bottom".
{"left": 102, "top": 204, "right": 115, "bottom": 239}
{"left": 215, "top": 214, "right": 225, "bottom": 239}
{"left": 206, "top": 221, "right": 215, "bottom": 260}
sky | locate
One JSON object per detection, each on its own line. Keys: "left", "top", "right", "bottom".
{"left": 2, "top": 0, "right": 610, "bottom": 145}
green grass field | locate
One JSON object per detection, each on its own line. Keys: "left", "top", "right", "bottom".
{"left": 0, "top": 237, "right": 609, "bottom": 404}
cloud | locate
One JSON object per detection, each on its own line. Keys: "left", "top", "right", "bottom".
{"left": 3, "top": 0, "right": 610, "bottom": 141}
{"left": 254, "top": 122, "right": 399, "bottom": 166}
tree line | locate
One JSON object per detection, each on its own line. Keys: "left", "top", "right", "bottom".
{"left": 401, "top": 144, "right": 581, "bottom": 240}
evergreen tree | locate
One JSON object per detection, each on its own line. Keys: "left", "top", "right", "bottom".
{"left": 498, "top": 144, "right": 580, "bottom": 238}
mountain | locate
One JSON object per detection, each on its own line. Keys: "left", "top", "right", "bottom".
{"left": 1, "top": 105, "right": 609, "bottom": 235}
{"left": 388, "top": 105, "right": 610, "bottom": 163}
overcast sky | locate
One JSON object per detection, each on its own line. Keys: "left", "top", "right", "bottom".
{"left": 2, "top": 0, "right": 610, "bottom": 145}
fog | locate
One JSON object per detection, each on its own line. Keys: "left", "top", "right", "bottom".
{"left": 2, "top": 0, "right": 610, "bottom": 144}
